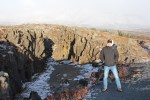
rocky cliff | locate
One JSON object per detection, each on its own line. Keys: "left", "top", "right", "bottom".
{"left": 0, "top": 24, "right": 149, "bottom": 99}
{"left": 0, "top": 25, "right": 54, "bottom": 99}
{"left": 1, "top": 24, "right": 149, "bottom": 64}
{"left": 0, "top": 40, "right": 44, "bottom": 99}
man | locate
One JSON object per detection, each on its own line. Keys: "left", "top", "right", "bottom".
{"left": 100, "top": 39, "right": 122, "bottom": 92}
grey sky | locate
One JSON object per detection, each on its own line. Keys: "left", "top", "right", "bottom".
{"left": 0, "top": 0, "right": 150, "bottom": 29}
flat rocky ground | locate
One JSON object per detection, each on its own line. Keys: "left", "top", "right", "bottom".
{"left": 48, "top": 64, "right": 82, "bottom": 92}
{"left": 19, "top": 60, "right": 150, "bottom": 100}
{"left": 86, "top": 62, "right": 150, "bottom": 100}
{"left": 49, "top": 62, "right": 150, "bottom": 100}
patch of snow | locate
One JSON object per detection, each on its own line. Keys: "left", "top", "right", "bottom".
{"left": 20, "top": 59, "right": 56, "bottom": 99}
{"left": 74, "top": 75, "right": 85, "bottom": 80}
{"left": 0, "top": 44, "right": 6, "bottom": 50}
{"left": 74, "top": 64, "right": 98, "bottom": 80}
{"left": 63, "top": 73, "right": 67, "bottom": 77}
{"left": 47, "top": 58, "right": 59, "bottom": 66}
{"left": 74, "top": 64, "right": 99, "bottom": 100}
{"left": 20, "top": 59, "right": 98, "bottom": 100}
{"left": 7, "top": 51, "right": 14, "bottom": 54}
{"left": 60, "top": 60, "right": 71, "bottom": 64}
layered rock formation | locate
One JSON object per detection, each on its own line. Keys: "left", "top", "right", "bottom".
{"left": 0, "top": 41, "right": 35, "bottom": 99}
{"left": 1, "top": 24, "right": 149, "bottom": 64}
{"left": 0, "top": 25, "right": 54, "bottom": 99}
{"left": 0, "top": 24, "right": 149, "bottom": 99}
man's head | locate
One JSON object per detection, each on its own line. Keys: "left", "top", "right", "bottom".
{"left": 107, "top": 39, "right": 114, "bottom": 46}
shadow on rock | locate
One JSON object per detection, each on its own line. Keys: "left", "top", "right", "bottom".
{"left": 0, "top": 38, "right": 54, "bottom": 100}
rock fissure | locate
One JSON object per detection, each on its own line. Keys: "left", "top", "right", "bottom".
{"left": 0, "top": 24, "right": 149, "bottom": 99}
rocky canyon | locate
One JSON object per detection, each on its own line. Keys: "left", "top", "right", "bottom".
{"left": 0, "top": 24, "right": 149, "bottom": 100}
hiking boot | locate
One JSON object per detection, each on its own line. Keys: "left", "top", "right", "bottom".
{"left": 117, "top": 88, "right": 123, "bottom": 92}
{"left": 101, "top": 88, "right": 107, "bottom": 92}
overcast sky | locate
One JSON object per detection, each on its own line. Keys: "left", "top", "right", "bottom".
{"left": 0, "top": 0, "right": 150, "bottom": 29}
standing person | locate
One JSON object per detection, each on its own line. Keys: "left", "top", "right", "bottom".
{"left": 100, "top": 39, "right": 122, "bottom": 92}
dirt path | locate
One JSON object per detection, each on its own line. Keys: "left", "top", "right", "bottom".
{"left": 48, "top": 64, "right": 82, "bottom": 92}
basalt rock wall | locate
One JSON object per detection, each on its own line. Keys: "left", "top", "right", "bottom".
{"left": 0, "top": 41, "right": 27, "bottom": 99}
{"left": 0, "top": 24, "right": 149, "bottom": 64}
{"left": 0, "top": 40, "right": 51, "bottom": 99}
{"left": 0, "top": 24, "right": 149, "bottom": 99}
{"left": 0, "top": 25, "right": 54, "bottom": 99}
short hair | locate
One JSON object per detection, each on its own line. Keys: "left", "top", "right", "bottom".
{"left": 107, "top": 39, "right": 112, "bottom": 43}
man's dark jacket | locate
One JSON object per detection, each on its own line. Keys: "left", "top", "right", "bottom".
{"left": 100, "top": 45, "right": 119, "bottom": 66}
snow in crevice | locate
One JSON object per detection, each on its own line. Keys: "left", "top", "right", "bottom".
{"left": 73, "top": 64, "right": 99, "bottom": 99}
{"left": 0, "top": 44, "right": 7, "bottom": 50}
{"left": 20, "top": 58, "right": 57, "bottom": 99}
{"left": 20, "top": 58, "right": 98, "bottom": 99}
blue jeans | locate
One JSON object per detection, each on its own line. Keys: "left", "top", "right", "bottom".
{"left": 103, "top": 65, "right": 121, "bottom": 89}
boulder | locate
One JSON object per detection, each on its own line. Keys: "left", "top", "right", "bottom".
{"left": 0, "top": 71, "right": 10, "bottom": 100}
